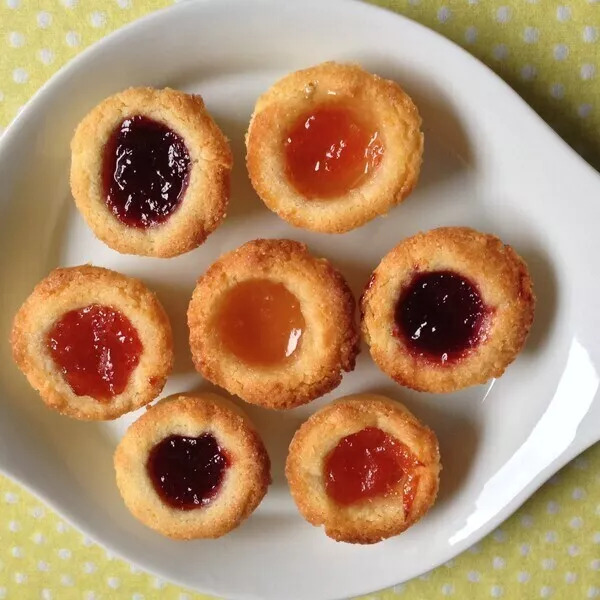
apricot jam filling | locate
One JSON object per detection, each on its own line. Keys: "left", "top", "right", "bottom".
{"left": 46, "top": 304, "right": 142, "bottom": 400}
{"left": 215, "top": 279, "right": 305, "bottom": 367}
{"left": 284, "top": 103, "right": 384, "bottom": 198}
{"left": 325, "top": 426, "right": 420, "bottom": 513}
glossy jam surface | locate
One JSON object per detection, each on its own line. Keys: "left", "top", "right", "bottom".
{"left": 284, "top": 103, "right": 384, "bottom": 198}
{"left": 325, "top": 427, "right": 420, "bottom": 512}
{"left": 395, "top": 270, "right": 487, "bottom": 363}
{"left": 102, "top": 115, "right": 190, "bottom": 228}
{"left": 216, "top": 279, "right": 305, "bottom": 366}
{"left": 46, "top": 304, "right": 142, "bottom": 400}
{"left": 147, "top": 434, "right": 229, "bottom": 510}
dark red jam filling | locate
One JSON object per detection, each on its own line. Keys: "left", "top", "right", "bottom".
{"left": 102, "top": 115, "right": 190, "bottom": 228}
{"left": 46, "top": 304, "right": 142, "bottom": 401}
{"left": 395, "top": 270, "right": 487, "bottom": 363}
{"left": 147, "top": 434, "right": 230, "bottom": 510}
{"left": 325, "top": 426, "right": 420, "bottom": 513}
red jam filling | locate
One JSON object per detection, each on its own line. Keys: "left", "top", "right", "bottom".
{"left": 395, "top": 270, "right": 487, "bottom": 363}
{"left": 46, "top": 304, "right": 142, "bottom": 401}
{"left": 215, "top": 279, "right": 305, "bottom": 367}
{"left": 283, "top": 103, "right": 384, "bottom": 198}
{"left": 102, "top": 115, "right": 190, "bottom": 228}
{"left": 325, "top": 427, "right": 420, "bottom": 512}
{"left": 147, "top": 434, "right": 230, "bottom": 510}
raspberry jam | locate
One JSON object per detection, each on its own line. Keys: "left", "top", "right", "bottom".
{"left": 284, "top": 103, "right": 383, "bottom": 198}
{"left": 46, "top": 304, "right": 142, "bottom": 400}
{"left": 215, "top": 279, "right": 304, "bottom": 366}
{"left": 395, "top": 270, "right": 487, "bottom": 363}
{"left": 325, "top": 427, "right": 420, "bottom": 512}
{"left": 102, "top": 115, "right": 190, "bottom": 228}
{"left": 147, "top": 434, "right": 230, "bottom": 510}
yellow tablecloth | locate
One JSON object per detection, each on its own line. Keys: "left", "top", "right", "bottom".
{"left": 1, "top": 1, "right": 599, "bottom": 599}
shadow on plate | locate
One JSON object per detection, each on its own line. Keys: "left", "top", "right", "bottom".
{"left": 183, "top": 381, "right": 305, "bottom": 490}
{"left": 367, "top": 384, "right": 480, "bottom": 509}
{"left": 143, "top": 278, "right": 197, "bottom": 376}
{"left": 210, "top": 115, "right": 266, "bottom": 226}
{"left": 361, "top": 53, "right": 474, "bottom": 180}
{"left": 322, "top": 253, "right": 374, "bottom": 304}
{"left": 518, "top": 244, "right": 559, "bottom": 355}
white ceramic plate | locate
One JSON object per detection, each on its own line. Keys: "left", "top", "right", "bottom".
{"left": 1, "top": 1, "right": 599, "bottom": 599}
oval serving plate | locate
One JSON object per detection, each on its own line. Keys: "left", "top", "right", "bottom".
{"left": 0, "top": 1, "right": 599, "bottom": 599}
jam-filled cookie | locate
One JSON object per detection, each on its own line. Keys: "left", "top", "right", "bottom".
{"left": 114, "top": 392, "right": 271, "bottom": 539}
{"left": 361, "top": 227, "right": 535, "bottom": 393}
{"left": 246, "top": 62, "right": 423, "bottom": 233}
{"left": 286, "top": 393, "right": 440, "bottom": 544}
{"left": 188, "top": 239, "right": 359, "bottom": 409}
{"left": 11, "top": 265, "right": 173, "bottom": 420}
{"left": 70, "top": 87, "right": 232, "bottom": 257}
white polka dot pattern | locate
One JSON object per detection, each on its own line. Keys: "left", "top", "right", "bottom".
{"left": 0, "top": 2, "right": 599, "bottom": 599}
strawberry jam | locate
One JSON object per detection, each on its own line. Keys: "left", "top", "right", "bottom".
{"left": 147, "top": 434, "right": 230, "bottom": 510}
{"left": 325, "top": 427, "right": 420, "bottom": 512}
{"left": 46, "top": 304, "right": 142, "bottom": 400}
{"left": 216, "top": 279, "right": 304, "bottom": 366}
{"left": 395, "top": 270, "right": 487, "bottom": 363}
{"left": 284, "top": 103, "right": 383, "bottom": 198}
{"left": 102, "top": 115, "right": 190, "bottom": 228}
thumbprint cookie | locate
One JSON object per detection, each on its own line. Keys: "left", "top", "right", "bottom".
{"left": 70, "top": 87, "right": 232, "bottom": 257}
{"left": 246, "top": 62, "right": 423, "bottom": 233}
{"left": 286, "top": 393, "right": 440, "bottom": 544}
{"left": 11, "top": 265, "right": 173, "bottom": 420}
{"left": 361, "top": 227, "right": 535, "bottom": 393}
{"left": 188, "top": 239, "right": 359, "bottom": 409}
{"left": 114, "top": 392, "right": 270, "bottom": 539}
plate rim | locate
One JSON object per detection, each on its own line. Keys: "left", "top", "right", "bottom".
{"left": 2, "top": 0, "right": 599, "bottom": 182}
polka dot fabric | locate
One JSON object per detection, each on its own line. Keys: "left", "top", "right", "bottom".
{"left": 0, "top": 450, "right": 598, "bottom": 599}
{"left": 0, "top": 1, "right": 599, "bottom": 599}
{"left": 0, "top": 0, "right": 599, "bottom": 163}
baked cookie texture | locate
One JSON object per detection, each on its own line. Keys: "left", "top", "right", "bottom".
{"left": 286, "top": 393, "right": 440, "bottom": 544}
{"left": 246, "top": 61, "right": 423, "bottom": 233}
{"left": 70, "top": 87, "right": 232, "bottom": 257}
{"left": 361, "top": 227, "right": 536, "bottom": 393}
{"left": 114, "top": 392, "right": 271, "bottom": 540}
{"left": 188, "top": 239, "right": 359, "bottom": 409}
{"left": 10, "top": 265, "right": 173, "bottom": 420}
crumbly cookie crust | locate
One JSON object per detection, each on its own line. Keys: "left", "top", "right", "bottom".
{"left": 188, "top": 239, "right": 359, "bottom": 409}
{"left": 114, "top": 392, "right": 271, "bottom": 539}
{"left": 70, "top": 87, "right": 232, "bottom": 257}
{"left": 286, "top": 393, "right": 440, "bottom": 544}
{"left": 361, "top": 227, "right": 536, "bottom": 393}
{"left": 11, "top": 265, "right": 173, "bottom": 419}
{"left": 246, "top": 62, "right": 423, "bottom": 233}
